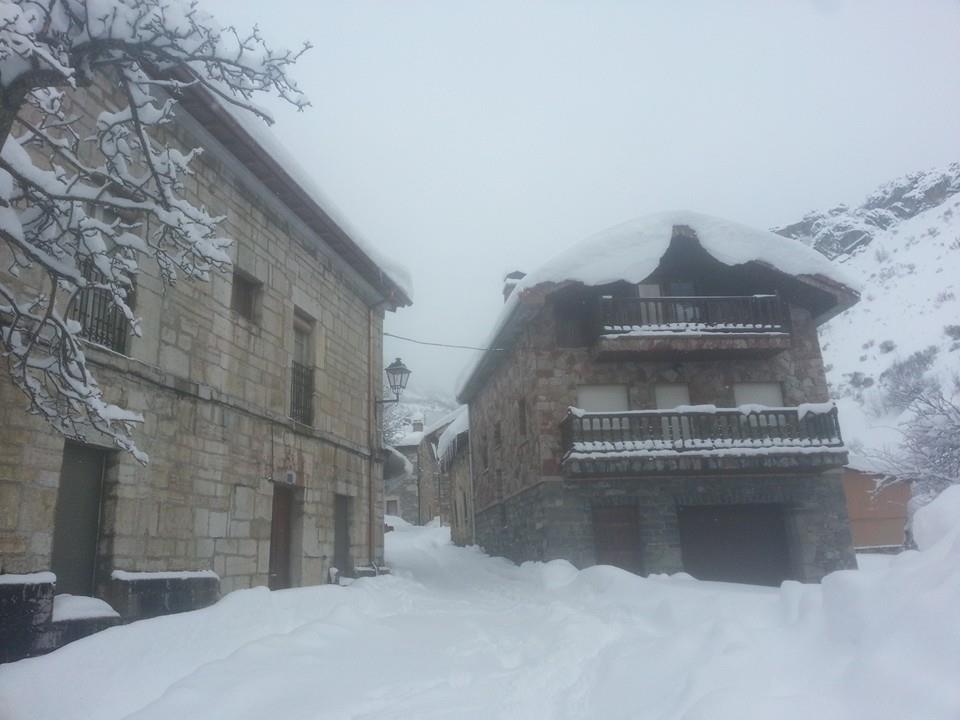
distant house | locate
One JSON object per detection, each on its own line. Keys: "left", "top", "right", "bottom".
{"left": 454, "top": 211, "right": 861, "bottom": 586}
{"left": 386, "top": 410, "right": 461, "bottom": 525}
{"left": 438, "top": 408, "right": 472, "bottom": 545}
{"left": 841, "top": 466, "right": 909, "bottom": 551}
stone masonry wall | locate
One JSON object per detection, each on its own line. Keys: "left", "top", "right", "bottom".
{"left": 470, "top": 296, "right": 832, "bottom": 514}
{"left": 0, "top": 74, "right": 389, "bottom": 592}
{"left": 448, "top": 439, "right": 474, "bottom": 546}
{"left": 475, "top": 470, "right": 855, "bottom": 582}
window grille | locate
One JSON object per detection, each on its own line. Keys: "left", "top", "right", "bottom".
{"left": 290, "top": 320, "right": 314, "bottom": 425}
{"left": 67, "top": 258, "right": 133, "bottom": 354}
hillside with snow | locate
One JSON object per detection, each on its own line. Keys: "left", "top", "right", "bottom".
{"left": 776, "top": 163, "right": 960, "bottom": 468}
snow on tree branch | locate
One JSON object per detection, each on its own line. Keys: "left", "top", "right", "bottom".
{"left": 0, "top": 0, "right": 309, "bottom": 460}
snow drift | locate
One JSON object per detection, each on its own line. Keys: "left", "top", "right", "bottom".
{"left": 1, "top": 488, "right": 958, "bottom": 720}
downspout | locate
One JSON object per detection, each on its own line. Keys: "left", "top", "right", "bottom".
{"left": 367, "top": 306, "right": 376, "bottom": 565}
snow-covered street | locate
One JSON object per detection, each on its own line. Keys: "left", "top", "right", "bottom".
{"left": 3, "top": 492, "right": 960, "bottom": 720}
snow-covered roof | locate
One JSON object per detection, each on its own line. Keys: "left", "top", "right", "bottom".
{"left": 180, "top": 83, "right": 412, "bottom": 306}
{"left": 437, "top": 406, "right": 469, "bottom": 462}
{"left": 422, "top": 407, "right": 464, "bottom": 439}
{"left": 393, "top": 430, "right": 424, "bottom": 448}
{"left": 384, "top": 445, "right": 414, "bottom": 479}
{"left": 457, "top": 210, "right": 861, "bottom": 402}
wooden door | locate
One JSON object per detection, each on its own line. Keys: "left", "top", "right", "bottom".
{"left": 592, "top": 505, "right": 644, "bottom": 574}
{"left": 334, "top": 494, "right": 351, "bottom": 575}
{"left": 268, "top": 484, "right": 294, "bottom": 590}
{"left": 51, "top": 442, "right": 107, "bottom": 596}
{"left": 677, "top": 504, "right": 792, "bottom": 586}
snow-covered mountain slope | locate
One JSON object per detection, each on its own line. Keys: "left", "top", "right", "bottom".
{"left": 776, "top": 164, "right": 960, "bottom": 466}
{"left": 776, "top": 162, "right": 960, "bottom": 258}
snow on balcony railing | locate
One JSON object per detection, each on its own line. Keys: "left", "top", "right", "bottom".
{"left": 598, "top": 294, "right": 789, "bottom": 337}
{"left": 560, "top": 404, "right": 844, "bottom": 460}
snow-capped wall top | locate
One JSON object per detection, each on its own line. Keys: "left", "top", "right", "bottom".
{"left": 456, "top": 210, "right": 859, "bottom": 401}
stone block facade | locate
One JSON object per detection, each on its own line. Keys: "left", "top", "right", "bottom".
{"left": 475, "top": 472, "right": 855, "bottom": 582}
{"left": 0, "top": 70, "right": 405, "bottom": 649}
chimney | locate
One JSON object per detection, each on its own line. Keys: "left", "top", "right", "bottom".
{"left": 502, "top": 270, "right": 526, "bottom": 302}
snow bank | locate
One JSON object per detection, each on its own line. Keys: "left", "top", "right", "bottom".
{"left": 52, "top": 595, "right": 119, "bottom": 622}
{"left": 912, "top": 484, "right": 960, "bottom": 550}
{"left": 2, "top": 487, "right": 958, "bottom": 720}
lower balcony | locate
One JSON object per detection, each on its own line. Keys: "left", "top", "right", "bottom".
{"left": 560, "top": 405, "right": 847, "bottom": 476}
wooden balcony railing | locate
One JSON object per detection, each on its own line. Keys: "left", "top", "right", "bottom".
{"left": 560, "top": 405, "right": 843, "bottom": 459}
{"left": 598, "top": 294, "right": 789, "bottom": 336}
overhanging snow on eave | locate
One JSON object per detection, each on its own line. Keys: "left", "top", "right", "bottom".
{"left": 172, "top": 76, "right": 412, "bottom": 309}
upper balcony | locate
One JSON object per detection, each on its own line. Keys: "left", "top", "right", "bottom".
{"left": 559, "top": 404, "right": 846, "bottom": 476}
{"left": 590, "top": 294, "right": 792, "bottom": 359}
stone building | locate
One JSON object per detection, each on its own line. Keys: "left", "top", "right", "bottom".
{"left": 386, "top": 411, "right": 459, "bottom": 525}
{"left": 0, "top": 74, "right": 410, "bottom": 659}
{"left": 437, "top": 407, "right": 472, "bottom": 545}
{"left": 455, "top": 212, "right": 859, "bottom": 585}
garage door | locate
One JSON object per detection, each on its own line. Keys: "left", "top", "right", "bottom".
{"left": 677, "top": 504, "right": 792, "bottom": 586}
{"left": 592, "top": 505, "right": 644, "bottom": 574}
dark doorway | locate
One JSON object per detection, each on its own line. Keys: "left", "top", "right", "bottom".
{"left": 677, "top": 503, "right": 792, "bottom": 586}
{"left": 592, "top": 505, "right": 644, "bottom": 574}
{"left": 333, "top": 494, "right": 351, "bottom": 576}
{"left": 51, "top": 442, "right": 107, "bottom": 596}
{"left": 268, "top": 484, "right": 295, "bottom": 590}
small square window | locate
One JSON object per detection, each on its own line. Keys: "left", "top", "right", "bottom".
{"left": 231, "top": 271, "right": 260, "bottom": 322}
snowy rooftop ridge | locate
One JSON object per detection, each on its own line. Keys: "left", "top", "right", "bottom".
{"left": 456, "top": 210, "right": 861, "bottom": 401}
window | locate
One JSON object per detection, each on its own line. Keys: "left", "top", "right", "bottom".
{"left": 518, "top": 398, "right": 527, "bottom": 437}
{"left": 733, "top": 382, "right": 784, "bottom": 407}
{"left": 290, "top": 314, "right": 314, "bottom": 425}
{"left": 662, "top": 280, "right": 696, "bottom": 297}
{"left": 576, "top": 385, "right": 629, "bottom": 412}
{"left": 67, "top": 258, "right": 134, "bottom": 354}
{"left": 654, "top": 384, "right": 691, "bottom": 409}
{"left": 231, "top": 271, "right": 260, "bottom": 323}
{"left": 636, "top": 283, "right": 662, "bottom": 298}
{"left": 386, "top": 499, "right": 399, "bottom": 516}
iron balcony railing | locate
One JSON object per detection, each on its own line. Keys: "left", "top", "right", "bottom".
{"left": 560, "top": 405, "right": 843, "bottom": 458}
{"left": 598, "top": 294, "right": 789, "bottom": 336}
{"left": 67, "top": 259, "right": 133, "bottom": 354}
{"left": 290, "top": 361, "right": 314, "bottom": 425}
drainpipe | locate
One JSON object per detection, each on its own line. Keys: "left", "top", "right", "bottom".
{"left": 367, "top": 306, "right": 377, "bottom": 565}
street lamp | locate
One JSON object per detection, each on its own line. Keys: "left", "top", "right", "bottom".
{"left": 378, "top": 357, "right": 411, "bottom": 405}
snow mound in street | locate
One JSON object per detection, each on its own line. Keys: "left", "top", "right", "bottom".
{"left": 912, "top": 484, "right": 960, "bottom": 550}
{"left": 1, "top": 488, "right": 958, "bottom": 720}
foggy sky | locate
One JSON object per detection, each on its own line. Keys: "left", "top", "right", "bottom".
{"left": 205, "top": 0, "right": 960, "bottom": 400}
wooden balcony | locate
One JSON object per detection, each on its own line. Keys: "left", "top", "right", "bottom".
{"left": 591, "top": 295, "right": 792, "bottom": 358}
{"left": 559, "top": 405, "right": 846, "bottom": 476}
